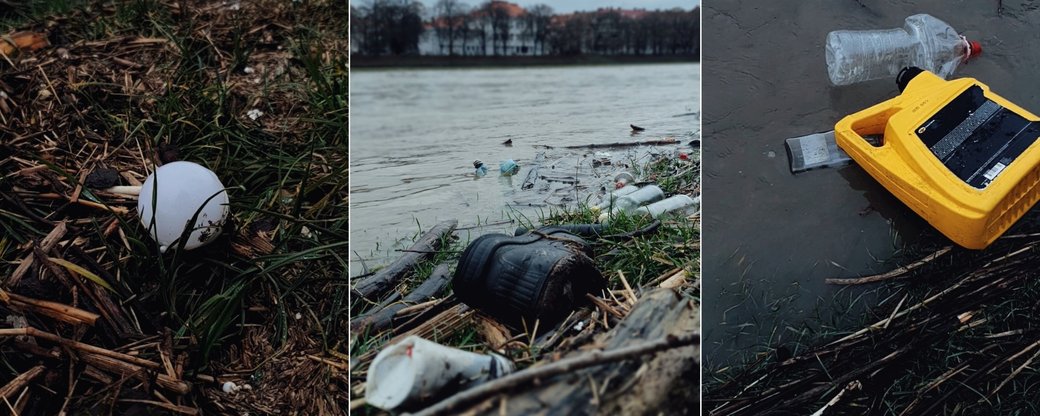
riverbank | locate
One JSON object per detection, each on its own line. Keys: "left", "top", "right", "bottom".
{"left": 350, "top": 54, "right": 698, "bottom": 69}
{"left": 349, "top": 153, "right": 701, "bottom": 414}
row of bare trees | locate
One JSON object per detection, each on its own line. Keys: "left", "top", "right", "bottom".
{"left": 351, "top": 0, "right": 699, "bottom": 57}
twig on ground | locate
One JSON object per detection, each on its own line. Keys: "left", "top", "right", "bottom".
{"left": 407, "top": 333, "right": 700, "bottom": 416}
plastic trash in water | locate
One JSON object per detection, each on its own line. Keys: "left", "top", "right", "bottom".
{"left": 634, "top": 194, "right": 700, "bottom": 218}
{"left": 138, "top": 161, "right": 229, "bottom": 253}
{"left": 785, "top": 131, "right": 881, "bottom": 173}
{"left": 365, "top": 335, "right": 514, "bottom": 411}
{"left": 499, "top": 159, "right": 520, "bottom": 176}
{"left": 785, "top": 131, "right": 851, "bottom": 173}
{"left": 826, "top": 14, "right": 981, "bottom": 86}
{"left": 614, "top": 171, "right": 636, "bottom": 188}
{"left": 597, "top": 185, "right": 666, "bottom": 223}
{"left": 473, "top": 159, "right": 488, "bottom": 177}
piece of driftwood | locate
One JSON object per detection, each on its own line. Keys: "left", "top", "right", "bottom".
{"left": 521, "top": 152, "right": 545, "bottom": 190}
{"left": 560, "top": 138, "right": 678, "bottom": 149}
{"left": 352, "top": 220, "right": 457, "bottom": 302}
{"left": 351, "top": 262, "right": 453, "bottom": 334}
{"left": 411, "top": 288, "right": 699, "bottom": 416}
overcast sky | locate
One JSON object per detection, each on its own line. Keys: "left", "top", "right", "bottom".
{"left": 416, "top": 0, "right": 698, "bottom": 13}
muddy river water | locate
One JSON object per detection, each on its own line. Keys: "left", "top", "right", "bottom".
{"left": 702, "top": 1, "right": 1040, "bottom": 369}
{"left": 350, "top": 63, "right": 699, "bottom": 273}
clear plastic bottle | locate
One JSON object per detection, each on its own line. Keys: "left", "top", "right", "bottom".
{"left": 634, "top": 194, "right": 700, "bottom": 218}
{"left": 592, "top": 184, "right": 639, "bottom": 212}
{"left": 597, "top": 185, "right": 665, "bottom": 222}
{"left": 826, "top": 14, "right": 981, "bottom": 86}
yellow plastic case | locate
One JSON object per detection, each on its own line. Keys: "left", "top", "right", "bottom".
{"left": 835, "top": 70, "right": 1040, "bottom": 249}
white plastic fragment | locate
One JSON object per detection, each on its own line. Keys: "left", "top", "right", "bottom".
{"left": 365, "top": 335, "right": 514, "bottom": 411}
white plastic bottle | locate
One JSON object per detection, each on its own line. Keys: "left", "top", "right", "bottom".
{"left": 826, "top": 14, "right": 981, "bottom": 86}
{"left": 635, "top": 194, "right": 700, "bottom": 218}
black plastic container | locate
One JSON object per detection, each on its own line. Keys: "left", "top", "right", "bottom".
{"left": 453, "top": 230, "right": 604, "bottom": 327}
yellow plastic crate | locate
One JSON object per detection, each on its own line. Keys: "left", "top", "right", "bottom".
{"left": 835, "top": 70, "right": 1040, "bottom": 249}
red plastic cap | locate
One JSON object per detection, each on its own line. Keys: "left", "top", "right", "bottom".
{"left": 969, "top": 40, "right": 982, "bottom": 58}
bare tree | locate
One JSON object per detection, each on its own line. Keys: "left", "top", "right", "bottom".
{"left": 479, "top": 1, "right": 512, "bottom": 56}
{"left": 472, "top": 2, "right": 492, "bottom": 56}
{"left": 433, "top": 0, "right": 469, "bottom": 56}
{"left": 524, "top": 4, "right": 553, "bottom": 55}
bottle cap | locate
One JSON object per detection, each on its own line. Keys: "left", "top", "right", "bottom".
{"left": 968, "top": 40, "right": 982, "bottom": 59}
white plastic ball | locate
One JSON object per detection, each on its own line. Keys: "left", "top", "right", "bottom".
{"left": 138, "top": 161, "right": 229, "bottom": 253}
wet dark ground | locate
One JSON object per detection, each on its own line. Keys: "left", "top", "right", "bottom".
{"left": 702, "top": 1, "right": 1040, "bottom": 369}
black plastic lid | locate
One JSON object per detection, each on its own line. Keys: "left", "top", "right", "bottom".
{"left": 897, "top": 66, "right": 925, "bottom": 93}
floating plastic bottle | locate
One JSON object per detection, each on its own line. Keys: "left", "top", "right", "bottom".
{"left": 826, "top": 14, "right": 981, "bottom": 86}
{"left": 597, "top": 185, "right": 665, "bottom": 222}
{"left": 499, "top": 159, "right": 520, "bottom": 176}
{"left": 473, "top": 159, "right": 488, "bottom": 177}
{"left": 365, "top": 335, "right": 514, "bottom": 411}
{"left": 635, "top": 194, "right": 700, "bottom": 218}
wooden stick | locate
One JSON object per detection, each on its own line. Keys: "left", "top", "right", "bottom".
{"left": 395, "top": 299, "right": 440, "bottom": 316}
{"left": 7, "top": 221, "right": 67, "bottom": 287}
{"left": 6, "top": 292, "right": 100, "bottom": 325}
{"left": 0, "top": 327, "right": 162, "bottom": 370}
{"left": 826, "top": 246, "right": 952, "bottom": 285}
{"left": 79, "top": 352, "right": 190, "bottom": 395}
{"left": 352, "top": 220, "right": 457, "bottom": 301}
{"left": 659, "top": 269, "right": 688, "bottom": 289}
{"left": 0, "top": 365, "right": 45, "bottom": 401}
{"left": 586, "top": 293, "right": 624, "bottom": 319}
{"left": 351, "top": 262, "right": 453, "bottom": 334}
{"left": 617, "top": 270, "right": 638, "bottom": 307}
{"left": 408, "top": 333, "right": 699, "bottom": 416}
